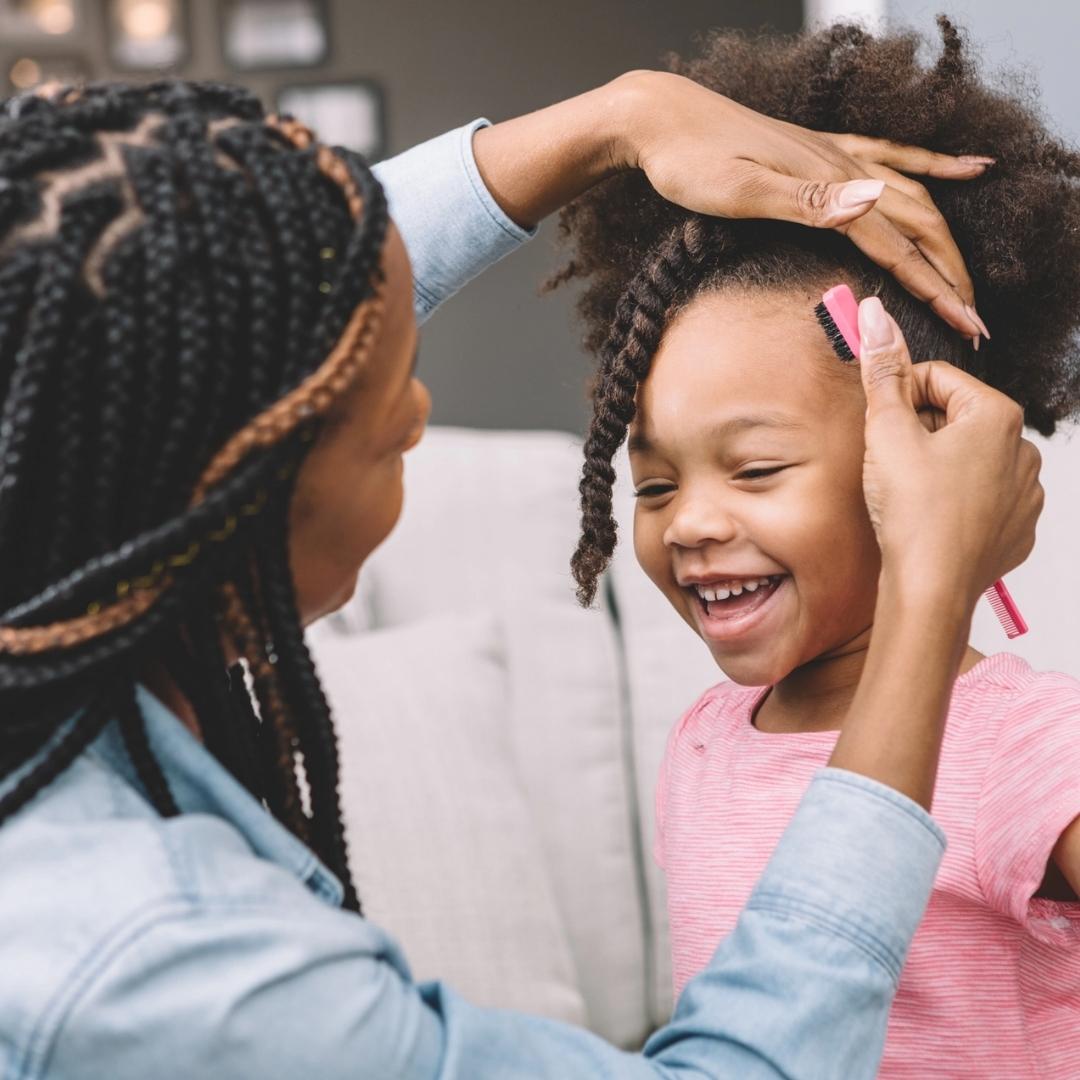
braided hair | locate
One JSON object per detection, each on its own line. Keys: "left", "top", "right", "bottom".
{"left": 0, "top": 80, "right": 391, "bottom": 913}
{"left": 554, "top": 17, "right": 1080, "bottom": 607}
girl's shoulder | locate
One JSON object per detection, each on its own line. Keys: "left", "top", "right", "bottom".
{"left": 953, "top": 652, "right": 1080, "bottom": 718}
{"left": 946, "top": 653, "right": 1080, "bottom": 772}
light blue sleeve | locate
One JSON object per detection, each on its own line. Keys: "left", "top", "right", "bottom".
{"left": 371, "top": 120, "right": 537, "bottom": 325}
{"left": 44, "top": 769, "right": 943, "bottom": 1079}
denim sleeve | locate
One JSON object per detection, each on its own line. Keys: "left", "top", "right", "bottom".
{"left": 41, "top": 768, "right": 942, "bottom": 1080}
{"left": 371, "top": 120, "right": 536, "bottom": 325}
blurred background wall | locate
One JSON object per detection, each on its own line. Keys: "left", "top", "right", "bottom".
{"left": 0, "top": 0, "right": 800, "bottom": 434}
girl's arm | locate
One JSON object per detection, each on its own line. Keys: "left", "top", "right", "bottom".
{"left": 1053, "top": 821, "right": 1080, "bottom": 898}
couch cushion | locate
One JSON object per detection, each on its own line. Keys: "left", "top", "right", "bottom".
{"left": 309, "top": 611, "right": 587, "bottom": 1024}
{"left": 329, "top": 427, "right": 650, "bottom": 1047}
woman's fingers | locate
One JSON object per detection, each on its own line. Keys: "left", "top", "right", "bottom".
{"left": 872, "top": 184, "right": 976, "bottom": 306}
{"left": 827, "top": 132, "right": 995, "bottom": 179}
{"left": 716, "top": 161, "right": 886, "bottom": 228}
{"left": 857, "top": 298, "right": 916, "bottom": 419}
{"left": 909, "top": 358, "right": 1022, "bottom": 427}
{"left": 840, "top": 208, "right": 982, "bottom": 338}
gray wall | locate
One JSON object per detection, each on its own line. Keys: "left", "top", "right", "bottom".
{"left": 322, "top": 0, "right": 802, "bottom": 434}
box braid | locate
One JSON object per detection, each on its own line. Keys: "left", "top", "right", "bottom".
{"left": 0, "top": 80, "right": 390, "bottom": 914}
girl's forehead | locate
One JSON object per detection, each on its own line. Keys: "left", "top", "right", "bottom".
{"left": 646, "top": 289, "right": 852, "bottom": 417}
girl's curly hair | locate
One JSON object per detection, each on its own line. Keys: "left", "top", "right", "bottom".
{"left": 553, "top": 16, "right": 1080, "bottom": 605}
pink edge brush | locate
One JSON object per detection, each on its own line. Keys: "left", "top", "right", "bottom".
{"left": 814, "top": 283, "right": 1028, "bottom": 640}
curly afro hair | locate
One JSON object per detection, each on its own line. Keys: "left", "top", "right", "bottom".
{"left": 554, "top": 16, "right": 1080, "bottom": 605}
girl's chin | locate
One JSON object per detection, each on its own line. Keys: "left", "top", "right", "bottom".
{"left": 709, "top": 649, "right": 794, "bottom": 689}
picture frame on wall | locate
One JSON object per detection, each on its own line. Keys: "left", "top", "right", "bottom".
{"left": 105, "top": 0, "right": 188, "bottom": 71}
{"left": 0, "top": 0, "right": 81, "bottom": 39}
{"left": 277, "top": 80, "right": 384, "bottom": 161}
{"left": 222, "top": 0, "right": 329, "bottom": 71}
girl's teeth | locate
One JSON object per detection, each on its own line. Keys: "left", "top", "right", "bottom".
{"left": 695, "top": 576, "right": 780, "bottom": 602}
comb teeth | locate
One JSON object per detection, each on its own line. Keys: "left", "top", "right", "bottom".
{"left": 814, "top": 300, "right": 857, "bottom": 363}
{"left": 985, "top": 580, "right": 1028, "bottom": 639}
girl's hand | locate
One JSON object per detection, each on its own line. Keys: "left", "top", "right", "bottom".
{"left": 856, "top": 297, "right": 1043, "bottom": 609}
{"left": 615, "top": 71, "right": 990, "bottom": 342}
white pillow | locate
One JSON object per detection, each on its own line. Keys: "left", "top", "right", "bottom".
{"left": 340, "top": 427, "right": 649, "bottom": 1047}
{"left": 308, "top": 611, "right": 587, "bottom": 1026}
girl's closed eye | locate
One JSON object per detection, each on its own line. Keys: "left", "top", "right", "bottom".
{"left": 733, "top": 464, "right": 789, "bottom": 482}
{"left": 634, "top": 482, "right": 676, "bottom": 500}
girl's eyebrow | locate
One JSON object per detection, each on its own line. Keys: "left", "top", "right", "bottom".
{"left": 628, "top": 411, "right": 804, "bottom": 454}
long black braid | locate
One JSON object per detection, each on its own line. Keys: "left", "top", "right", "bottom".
{"left": 0, "top": 81, "right": 389, "bottom": 913}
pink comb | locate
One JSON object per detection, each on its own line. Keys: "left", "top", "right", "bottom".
{"left": 817, "top": 284, "right": 1029, "bottom": 640}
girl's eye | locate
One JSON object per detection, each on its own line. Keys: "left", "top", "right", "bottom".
{"left": 734, "top": 465, "right": 788, "bottom": 481}
{"left": 633, "top": 484, "right": 675, "bottom": 499}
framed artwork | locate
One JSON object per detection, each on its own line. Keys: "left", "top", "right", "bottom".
{"left": 221, "top": 0, "right": 329, "bottom": 71}
{"left": 277, "top": 80, "right": 384, "bottom": 161}
{"left": 104, "top": 0, "right": 188, "bottom": 71}
{"left": 4, "top": 51, "right": 90, "bottom": 94}
{"left": 0, "top": 0, "right": 80, "bottom": 39}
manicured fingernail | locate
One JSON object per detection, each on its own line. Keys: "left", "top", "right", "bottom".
{"left": 858, "top": 296, "right": 896, "bottom": 351}
{"left": 959, "top": 155, "right": 996, "bottom": 166}
{"left": 972, "top": 335, "right": 980, "bottom": 352}
{"left": 837, "top": 178, "right": 886, "bottom": 208}
{"left": 965, "top": 304, "right": 991, "bottom": 339}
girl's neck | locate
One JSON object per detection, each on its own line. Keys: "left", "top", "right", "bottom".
{"left": 753, "top": 629, "right": 984, "bottom": 734}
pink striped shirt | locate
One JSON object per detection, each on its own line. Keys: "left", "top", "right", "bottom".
{"left": 656, "top": 653, "right": 1080, "bottom": 1078}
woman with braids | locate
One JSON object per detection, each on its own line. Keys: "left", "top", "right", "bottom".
{"left": 0, "top": 62, "right": 1040, "bottom": 1078}
{"left": 558, "top": 18, "right": 1077, "bottom": 1079}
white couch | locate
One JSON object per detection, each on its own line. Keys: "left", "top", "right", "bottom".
{"left": 307, "top": 421, "right": 1074, "bottom": 1049}
{"left": 307, "top": 426, "right": 721, "bottom": 1048}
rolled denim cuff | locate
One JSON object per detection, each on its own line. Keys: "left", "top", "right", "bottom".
{"left": 373, "top": 119, "right": 536, "bottom": 324}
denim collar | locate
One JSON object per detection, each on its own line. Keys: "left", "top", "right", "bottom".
{"left": 84, "top": 685, "right": 345, "bottom": 907}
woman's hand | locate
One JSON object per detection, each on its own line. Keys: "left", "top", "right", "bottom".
{"left": 856, "top": 296, "right": 1043, "bottom": 610}
{"left": 827, "top": 297, "right": 1041, "bottom": 808}
{"left": 475, "top": 70, "right": 990, "bottom": 342}
{"left": 616, "top": 71, "right": 990, "bottom": 342}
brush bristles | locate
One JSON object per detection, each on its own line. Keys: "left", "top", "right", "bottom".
{"left": 814, "top": 301, "right": 857, "bottom": 364}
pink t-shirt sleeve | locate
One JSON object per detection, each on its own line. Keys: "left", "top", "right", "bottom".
{"left": 975, "top": 674, "right": 1080, "bottom": 936}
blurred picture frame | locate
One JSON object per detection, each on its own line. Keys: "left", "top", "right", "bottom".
{"left": 222, "top": 0, "right": 329, "bottom": 71}
{"left": 0, "top": 0, "right": 81, "bottom": 40}
{"left": 3, "top": 51, "right": 90, "bottom": 94}
{"left": 276, "top": 80, "right": 385, "bottom": 161}
{"left": 104, "top": 0, "right": 189, "bottom": 72}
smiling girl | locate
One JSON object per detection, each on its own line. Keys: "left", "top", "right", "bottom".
{"left": 559, "top": 19, "right": 1080, "bottom": 1078}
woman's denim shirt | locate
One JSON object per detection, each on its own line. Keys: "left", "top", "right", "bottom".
{"left": 0, "top": 124, "right": 946, "bottom": 1079}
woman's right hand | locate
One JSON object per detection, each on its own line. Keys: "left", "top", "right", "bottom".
{"left": 856, "top": 296, "right": 1043, "bottom": 611}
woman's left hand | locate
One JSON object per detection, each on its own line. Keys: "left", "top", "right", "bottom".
{"left": 612, "top": 71, "right": 990, "bottom": 342}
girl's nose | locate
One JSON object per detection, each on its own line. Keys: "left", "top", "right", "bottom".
{"left": 662, "top": 490, "right": 739, "bottom": 550}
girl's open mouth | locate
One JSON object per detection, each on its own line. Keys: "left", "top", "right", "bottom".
{"left": 688, "top": 575, "right": 788, "bottom": 642}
